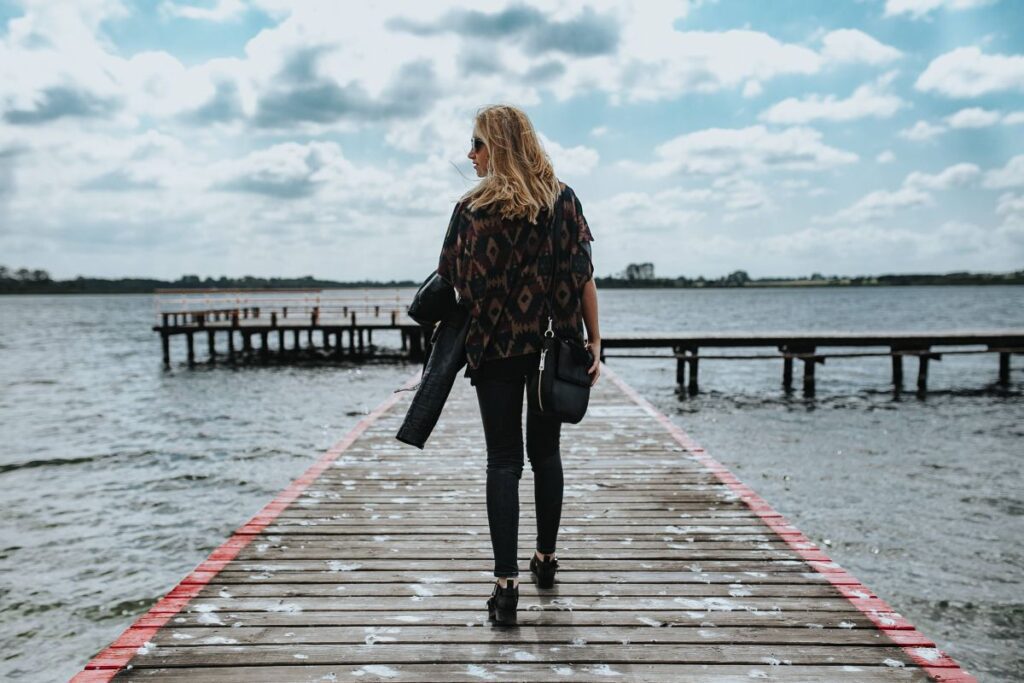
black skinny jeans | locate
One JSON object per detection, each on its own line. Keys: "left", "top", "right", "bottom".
{"left": 474, "top": 362, "right": 563, "bottom": 578}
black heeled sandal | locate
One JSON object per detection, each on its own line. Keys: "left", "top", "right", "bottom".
{"left": 530, "top": 553, "right": 559, "bottom": 589}
{"left": 486, "top": 580, "right": 519, "bottom": 626}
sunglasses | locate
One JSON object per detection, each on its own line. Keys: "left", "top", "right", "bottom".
{"left": 470, "top": 137, "right": 485, "bottom": 152}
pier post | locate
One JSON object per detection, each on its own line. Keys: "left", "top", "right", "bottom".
{"left": 358, "top": 329, "right": 365, "bottom": 355}
{"left": 400, "top": 330, "right": 408, "bottom": 351}
{"left": 782, "top": 357, "right": 793, "bottom": 391}
{"left": 270, "top": 312, "right": 277, "bottom": 328}
{"left": 368, "top": 329, "right": 373, "bottom": 349}
{"left": 917, "top": 354, "right": 929, "bottom": 394}
{"left": 408, "top": 329, "right": 424, "bottom": 361}
{"left": 802, "top": 347, "right": 817, "bottom": 395}
{"left": 161, "top": 332, "right": 170, "bottom": 369}
{"left": 351, "top": 312, "right": 357, "bottom": 326}
{"left": 293, "top": 329, "right": 299, "bottom": 350}
{"left": 892, "top": 351, "right": 903, "bottom": 390}
{"left": 686, "top": 348, "right": 699, "bottom": 395}
{"left": 278, "top": 329, "right": 285, "bottom": 354}
{"left": 228, "top": 330, "right": 235, "bottom": 361}
{"left": 349, "top": 327, "right": 356, "bottom": 354}
{"left": 259, "top": 331, "right": 268, "bottom": 361}
{"left": 391, "top": 311, "right": 397, "bottom": 326}
{"left": 207, "top": 330, "right": 215, "bottom": 363}
{"left": 186, "top": 332, "right": 195, "bottom": 367}
{"left": 307, "top": 328, "right": 314, "bottom": 347}
{"left": 999, "top": 352, "right": 1010, "bottom": 386}
{"left": 674, "top": 346, "right": 685, "bottom": 391}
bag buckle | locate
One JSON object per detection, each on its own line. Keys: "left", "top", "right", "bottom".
{"left": 544, "top": 317, "right": 554, "bottom": 338}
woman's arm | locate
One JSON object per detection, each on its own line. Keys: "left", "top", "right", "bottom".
{"left": 581, "top": 278, "right": 601, "bottom": 385}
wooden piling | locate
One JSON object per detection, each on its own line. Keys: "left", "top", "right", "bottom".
{"left": 917, "top": 354, "right": 929, "bottom": 394}
{"left": 892, "top": 352, "right": 903, "bottom": 389}
{"left": 999, "top": 352, "right": 1010, "bottom": 386}
{"left": 161, "top": 332, "right": 170, "bottom": 369}
{"left": 686, "top": 348, "right": 699, "bottom": 395}
{"left": 259, "top": 331, "right": 269, "bottom": 360}
{"left": 207, "top": 330, "right": 215, "bottom": 363}
{"left": 227, "top": 330, "right": 235, "bottom": 360}
{"left": 782, "top": 356, "right": 793, "bottom": 391}
{"left": 186, "top": 332, "right": 195, "bottom": 367}
{"left": 802, "top": 348, "right": 817, "bottom": 394}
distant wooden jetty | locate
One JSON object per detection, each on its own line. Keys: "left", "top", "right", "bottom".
{"left": 601, "top": 330, "right": 1024, "bottom": 395}
{"left": 74, "top": 367, "right": 975, "bottom": 682}
{"left": 152, "top": 290, "right": 1021, "bottom": 396}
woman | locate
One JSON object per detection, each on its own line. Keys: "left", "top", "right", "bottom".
{"left": 435, "top": 104, "right": 602, "bottom": 626}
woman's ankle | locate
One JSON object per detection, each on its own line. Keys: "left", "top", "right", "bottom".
{"left": 495, "top": 576, "right": 519, "bottom": 588}
{"left": 535, "top": 550, "right": 556, "bottom": 561}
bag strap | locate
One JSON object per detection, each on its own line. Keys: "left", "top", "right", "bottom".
{"left": 541, "top": 190, "right": 562, "bottom": 341}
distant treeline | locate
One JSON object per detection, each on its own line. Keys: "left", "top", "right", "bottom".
{"left": 594, "top": 268, "right": 1024, "bottom": 288}
{"left": 1, "top": 265, "right": 1022, "bottom": 295}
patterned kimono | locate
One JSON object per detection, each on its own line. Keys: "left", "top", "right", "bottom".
{"left": 436, "top": 182, "right": 595, "bottom": 372}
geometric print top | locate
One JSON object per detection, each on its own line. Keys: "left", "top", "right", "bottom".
{"left": 436, "top": 181, "right": 595, "bottom": 371}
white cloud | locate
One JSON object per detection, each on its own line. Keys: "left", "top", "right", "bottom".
{"left": 996, "top": 192, "right": 1024, "bottom": 222}
{"left": 160, "top": 0, "right": 246, "bottom": 22}
{"left": 946, "top": 107, "right": 1002, "bottom": 128}
{"left": 538, "top": 134, "right": 600, "bottom": 176}
{"left": 819, "top": 187, "right": 933, "bottom": 224}
{"left": 622, "top": 125, "right": 858, "bottom": 177}
{"left": 819, "top": 29, "right": 902, "bottom": 65}
{"left": 899, "top": 120, "right": 946, "bottom": 141}
{"left": 876, "top": 150, "right": 896, "bottom": 163}
{"left": 1001, "top": 111, "right": 1024, "bottom": 125}
{"left": 590, "top": 125, "right": 609, "bottom": 137}
{"left": 742, "top": 80, "right": 763, "bottom": 98}
{"left": 983, "top": 155, "right": 1024, "bottom": 189}
{"left": 584, "top": 26, "right": 822, "bottom": 104}
{"left": 820, "top": 162, "right": 978, "bottom": 224}
{"left": 904, "top": 162, "right": 980, "bottom": 189}
{"left": 884, "top": 0, "right": 996, "bottom": 19}
{"left": 916, "top": 46, "right": 1024, "bottom": 98}
{"left": 759, "top": 72, "right": 904, "bottom": 124}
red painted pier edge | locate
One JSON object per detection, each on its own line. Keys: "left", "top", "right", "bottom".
{"left": 601, "top": 364, "right": 976, "bottom": 683}
{"left": 70, "top": 372, "right": 422, "bottom": 683}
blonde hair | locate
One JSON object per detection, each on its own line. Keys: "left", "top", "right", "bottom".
{"left": 461, "top": 104, "right": 561, "bottom": 223}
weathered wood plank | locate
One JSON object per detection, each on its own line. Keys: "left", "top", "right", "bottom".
{"left": 112, "top": 663, "right": 933, "bottom": 682}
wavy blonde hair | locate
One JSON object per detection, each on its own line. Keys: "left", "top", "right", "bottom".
{"left": 461, "top": 104, "right": 561, "bottom": 223}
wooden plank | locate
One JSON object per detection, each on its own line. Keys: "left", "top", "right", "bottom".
{"left": 73, "top": 367, "right": 974, "bottom": 683}
{"left": 111, "top": 663, "right": 934, "bottom": 682}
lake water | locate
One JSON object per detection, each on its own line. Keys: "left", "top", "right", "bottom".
{"left": 1, "top": 286, "right": 1021, "bottom": 682}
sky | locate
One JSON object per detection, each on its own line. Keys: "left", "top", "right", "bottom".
{"left": 0, "top": 0, "right": 1022, "bottom": 281}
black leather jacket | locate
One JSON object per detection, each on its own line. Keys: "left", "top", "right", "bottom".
{"left": 395, "top": 302, "right": 470, "bottom": 449}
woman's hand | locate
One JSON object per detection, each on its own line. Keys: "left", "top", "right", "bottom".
{"left": 585, "top": 339, "right": 601, "bottom": 386}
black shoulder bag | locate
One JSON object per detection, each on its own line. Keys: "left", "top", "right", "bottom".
{"left": 527, "top": 197, "right": 593, "bottom": 424}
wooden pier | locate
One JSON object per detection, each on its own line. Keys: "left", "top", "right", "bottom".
{"left": 152, "top": 289, "right": 429, "bottom": 368}
{"left": 74, "top": 367, "right": 974, "bottom": 682}
{"left": 151, "top": 291, "right": 1020, "bottom": 396}
{"left": 601, "top": 330, "right": 1024, "bottom": 395}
